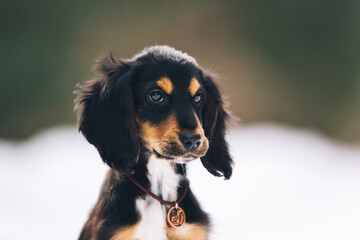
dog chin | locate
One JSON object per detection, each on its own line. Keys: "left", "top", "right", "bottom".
{"left": 153, "top": 149, "right": 200, "bottom": 163}
{"left": 173, "top": 157, "right": 199, "bottom": 164}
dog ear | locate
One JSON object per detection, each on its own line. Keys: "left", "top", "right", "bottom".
{"left": 75, "top": 54, "right": 139, "bottom": 175}
{"left": 200, "top": 73, "right": 233, "bottom": 179}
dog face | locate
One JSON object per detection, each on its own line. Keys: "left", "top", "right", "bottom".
{"left": 76, "top": 46, "right": 233, "bottom": 179}
{"left": 134, "top": 68, "right": 209, "bottom": 162}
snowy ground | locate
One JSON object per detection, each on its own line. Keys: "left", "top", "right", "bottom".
{"left": 1, "top": 124, "right": 360, "bottom": 240}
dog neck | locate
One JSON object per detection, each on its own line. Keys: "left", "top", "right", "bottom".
{"left": 132, "top": 155, "right": 185, "bottom": 240}
{"left": 146, "top": 154, "right": 185, "bottom": 202}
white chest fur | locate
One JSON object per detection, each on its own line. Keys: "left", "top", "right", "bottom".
{"left": 133, "top": 156, "right": 182, "bottom": 240}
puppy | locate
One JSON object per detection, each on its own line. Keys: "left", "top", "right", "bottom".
{"left": 75, "top": 46, "right": 233, "bottom": 240}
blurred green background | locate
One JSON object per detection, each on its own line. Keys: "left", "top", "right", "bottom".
{"left": 1, "top": 0, "right": 359, "bottom": 141}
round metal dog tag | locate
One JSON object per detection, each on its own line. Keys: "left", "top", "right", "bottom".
{"left": 167, "top": 206, "right": 186, "bottom": 228}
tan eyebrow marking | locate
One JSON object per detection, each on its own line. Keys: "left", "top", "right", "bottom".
{"left": 156, "top": 77, "right": 174, "bottom": 94}
{"left": 189, "top": 78, "right": 200, "bottom": 96}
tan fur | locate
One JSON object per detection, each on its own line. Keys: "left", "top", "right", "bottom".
{"left": 111, "top": 224, "right": 139, "bottom": 240}
{"left": 188, "top": 78, "right": 200, "bottom": 96}
{"left": 157, "top": 77, "right": 174, "bottom": 94}
{"left": 137, "top": 113, "right": 208, "bottom": 158}
{"left": 193, "top": 113, "right": 206, "bottom": 138}
{"left": 166, "top": 224, "right": 208, "bottom": 240}
{"left": 138, "top": 114, "right": 182, "bottom": 153}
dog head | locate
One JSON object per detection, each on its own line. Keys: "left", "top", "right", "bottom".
{"left": 75, "top": 46, "right": 233, "bottom": 179}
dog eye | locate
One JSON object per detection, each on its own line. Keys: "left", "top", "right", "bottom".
{"left": 194, "top": 94, "right": 202, "bottom": 103}
{"left": 149, "top": 90, "right": 164, "bottom": 102}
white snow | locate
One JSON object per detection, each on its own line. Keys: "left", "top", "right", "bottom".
{"left": 0, "top": 124, "right": 359, "bottom": 240}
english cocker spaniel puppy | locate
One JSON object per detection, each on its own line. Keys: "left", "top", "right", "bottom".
{"left": 75, "top": 46, "right": 233, "bottom": 240}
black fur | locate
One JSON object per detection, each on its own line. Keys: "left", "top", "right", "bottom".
{"left": 76, "top": 56, "right": 139, "bottom": 175}
{"left": 201, "top": 73, "right": 233, "bottom": 179}
{"left": 75, "top": 46, "right": 233, "bottom": 239}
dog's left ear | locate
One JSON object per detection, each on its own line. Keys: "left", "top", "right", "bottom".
{"left": 75, "top": 54, "right": 139, "bottom": 175}
{"left": 200, "top": 72, "right": 233, "bottom": 179}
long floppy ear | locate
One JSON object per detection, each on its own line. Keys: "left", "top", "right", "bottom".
{"left": 200, "top": 73, "right": 233, "bottom": 179}
{"left": 75, "top": 54, "right": 139, "bottom": 175}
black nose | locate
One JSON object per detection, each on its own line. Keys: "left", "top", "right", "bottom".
{"left": 179, "top": 133, "right": 201, "bottom": 150}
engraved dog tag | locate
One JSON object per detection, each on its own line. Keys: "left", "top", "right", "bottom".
{"left": 167, "top": 206, "right": 186, "bottom": 228}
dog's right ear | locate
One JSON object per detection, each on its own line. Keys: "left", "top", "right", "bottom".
{"left": 75, "top": 54, "right": 139, "bottom": 175}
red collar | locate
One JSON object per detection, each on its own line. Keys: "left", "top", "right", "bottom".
{"left": 125, "top": 175, "right": 190, "bottom": 206}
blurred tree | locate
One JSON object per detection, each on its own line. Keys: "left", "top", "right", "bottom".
{"left": 0, "top": 0, "right": 359, "bottom": 140}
